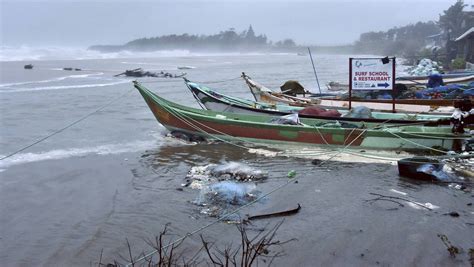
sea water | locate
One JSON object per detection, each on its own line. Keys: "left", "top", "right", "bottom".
{"left": 1, "top": 50, "right": 473, "bottom": 266}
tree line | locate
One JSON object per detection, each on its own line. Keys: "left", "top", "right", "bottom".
{"left": 90, "top": 0, "right": 471, "bottom": 61}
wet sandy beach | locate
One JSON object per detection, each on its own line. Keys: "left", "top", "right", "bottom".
{"left": 1, "top": 141, "right": 473, "bottom": 266}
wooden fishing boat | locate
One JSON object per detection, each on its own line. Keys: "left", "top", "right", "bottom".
{"left": 184, "top": 80, "right": 451, "bottom": 125}
{"left": 134, "top": 81, "right": 469, "bottom": 151}
{"left": 396, "top": 73, "right": 474, "bottom": 86}
{"left": 242, "top": 73, "right": 471, "bottom": 112}
{"left": 325, "top": 74, "right": 474, "bottom": 89}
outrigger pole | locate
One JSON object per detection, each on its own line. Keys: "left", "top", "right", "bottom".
{"left": 307, "top": 47, "right": 322, "bottom": 95}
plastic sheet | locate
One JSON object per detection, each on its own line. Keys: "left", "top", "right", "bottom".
{"left": 342, "top": 106, "right": 372, "bottom": 119}
{"left": 408, "top": 58, "right": 441, "bottom": 76}
{"left": 269, "top": 113, "right": 301, "bottom": 125}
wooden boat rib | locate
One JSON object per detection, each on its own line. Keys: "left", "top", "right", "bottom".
{"left": 184, "top": 80, "right": 451, "bottom": 125}
{"left": 134, "top": 81, "right": 469, "bottom": 151}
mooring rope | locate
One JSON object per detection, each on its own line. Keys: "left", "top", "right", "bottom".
{"left": 127, "top": 83, "right": 471, "bottom": 265}
{"left": 0, "top": 88, "right": 135, "bottom": 161}
{"left": 139, "top": 76, "right": 242, "bottom": 84}
{"left": 125, "top": 121, "right": 369, "bottom": 266}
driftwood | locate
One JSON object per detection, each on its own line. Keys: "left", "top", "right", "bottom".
{"left": 366, "top": 193, "right": 433, "bottom": 211}
{"left": 246, "top": 204, "right": 301, "bottom": 221}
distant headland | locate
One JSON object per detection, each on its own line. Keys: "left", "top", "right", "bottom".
{"left": 88, "top": 25, "right": 353, "bottom": 54}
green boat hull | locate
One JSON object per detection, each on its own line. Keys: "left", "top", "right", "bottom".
{"left": 135, "top": 82, "right": 468, "bottom": 151}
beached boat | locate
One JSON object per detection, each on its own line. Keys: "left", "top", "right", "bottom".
{"left": 135, "top": 81, "right": 469, "bottom": 151}
{"left": 326, "top": 81, "right": 348, "bottom": 91}
{"left": 327, "top": 74, "right": 474, "bottom": 89}
{"left": 242, "top": 73, "right": 470, "bottom": 112}
{"left": 396, "top": 73, "right": 474, "bottom": 87}
{"left": 184, "top": 80, "right": 451, "bottom": 125}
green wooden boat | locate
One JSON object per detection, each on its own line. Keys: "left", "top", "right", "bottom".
{"left": 184, "top": 79, "right": 451, "bottom": 125}
{"left": 134, "top": 81, "right": 469, "bottom": 151}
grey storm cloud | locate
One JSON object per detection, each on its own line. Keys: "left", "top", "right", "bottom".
{"left": 0, "top": 0, "right": 466, "bottom": 47}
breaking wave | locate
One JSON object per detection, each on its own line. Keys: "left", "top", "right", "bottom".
{"left": 0, "top": 72, "right": 104, "bottom": 88}
{"left": 1, "top": 46, "right": 292, "bottom": 61}
{"left": 0, "top": 46, "right": 192, "bottom": 61}
{"left": 0, "top": 140, "right": 159, "bottom": 169}
{"left": 0, "top": 80, "right": 130, "bottom": 93}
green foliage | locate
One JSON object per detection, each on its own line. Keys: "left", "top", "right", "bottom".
{"left": 451, "top": 58, "right": 466, "bottom": 69}
{"left": 354, "top": 21, "right": 440, "bottom": 57}
{"left": 439, "top": 0, "right": 468, "bottom": 39}
{"left": 121, "top": 26, "right": 273, "bottom": 52}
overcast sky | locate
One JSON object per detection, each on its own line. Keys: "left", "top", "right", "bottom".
{"left": 1, "top": 0, "right": 472, "bottom": 47}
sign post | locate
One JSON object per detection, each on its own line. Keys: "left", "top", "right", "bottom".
{"left": 349, "top": 57, "right": 396, "bottom": 113}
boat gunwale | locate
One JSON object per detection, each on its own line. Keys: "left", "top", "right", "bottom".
{"left": 135, "top": 82, "right": 467, "bottom": 139}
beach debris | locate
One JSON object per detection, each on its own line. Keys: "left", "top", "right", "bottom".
{"left": 186, "top": 162, "right": 268, "bottom": 185}
{"left": 24, "top": 64, "right": 33, "bottom": 69}
{"left": 167, "top": 130, "right": 206, "bottom": 143}
{"left": 408, "top": 58, "right": 442, "bottom": 76}
{"left": 248, "top": 148, "right": 279, "bottom": 157}
{"left": 366, "top": 192, "right": 434, "bottom": 211}
{"left": 390, "top": 189, "right": 408, "bottom": 196}
{"left": 187, "top": 162, "right": 267, "bottom": 217}
{"left": 416, "top": 164, "right": 452, "bottom": 180}
{"left": 115, "top": 68, "right": 186, "bottom": 78}
{"left": 444, "top": 211, "right": 460, "bottom": 217}
{"left": 62, "top": 67, "right": 81, "bottom": 71}
{"left": 246, "top": 204, "right": 301, "bottom": 221}
{"left": 193, "top": 181, "right": 259, "bottom": 217}
{"left": 398, "top": 156, "right": 473, "bottom": 184}
{"left": 177, "top": 66, "right": 195, "bottom": 70}
{"left": 287, "top": 170, "right": 296, "bottom": 178}
{"left": 437, "top": 234, "right": 460, "bottom": 258}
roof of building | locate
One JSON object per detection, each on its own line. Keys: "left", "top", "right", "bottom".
{"left": 455, "top": 27, "right": 474, "bottom": 41}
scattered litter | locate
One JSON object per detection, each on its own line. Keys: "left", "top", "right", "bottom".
{"left": 187, "top": 162, "right": 267, "bottom": 218}
{"left": 390, "top": 189, "right": 407, "bottom": 196}
{"left": 407, "top": 202, "right": 439, "bottom": 210}
{"left": 287, "top": 170, "right": 296, "bottom": 178}
{"left": 417, "top": 164, "right": 451, "bottom": 181}
{"left": 448, "top": 184, "right": 463, "bottom": 190}
{"left": 167, "top": 130, "right": 206, "bottom": 143}
{"left": 246, "top": 204, "right": 301, "bottom": 221}
{"left": 444, "top": 211, "right": 460, "bottom": 217}
{"left": 193, "top": 181, "right": 259, "bottom": 217}
{"left": 187, "top": 161, "right": 268, "bottom": 184}
{"left": 248, "top": 148, "right": 279, "bottom": 157}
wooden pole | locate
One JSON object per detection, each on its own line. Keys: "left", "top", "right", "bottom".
{"left": 349, "top": 58, "right": 353, "bottom": 110}
{"left": 308, "top": 47, "right": 322, "bottom": 95}
{"left": 392, "top": 57, "right": 396, "bottom": 113}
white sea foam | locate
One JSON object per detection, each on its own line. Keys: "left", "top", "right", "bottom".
{"left": 0, "top": 45, "right": 291, "bottom": 62}
{"left": 0, "top": 72, "right": 104, "bottom": 88}
{"left": 0, "top": 140, "right": 158, "bottom": 169}
{"left": 0, "top": 80, "right": 130, "bottom": 93}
